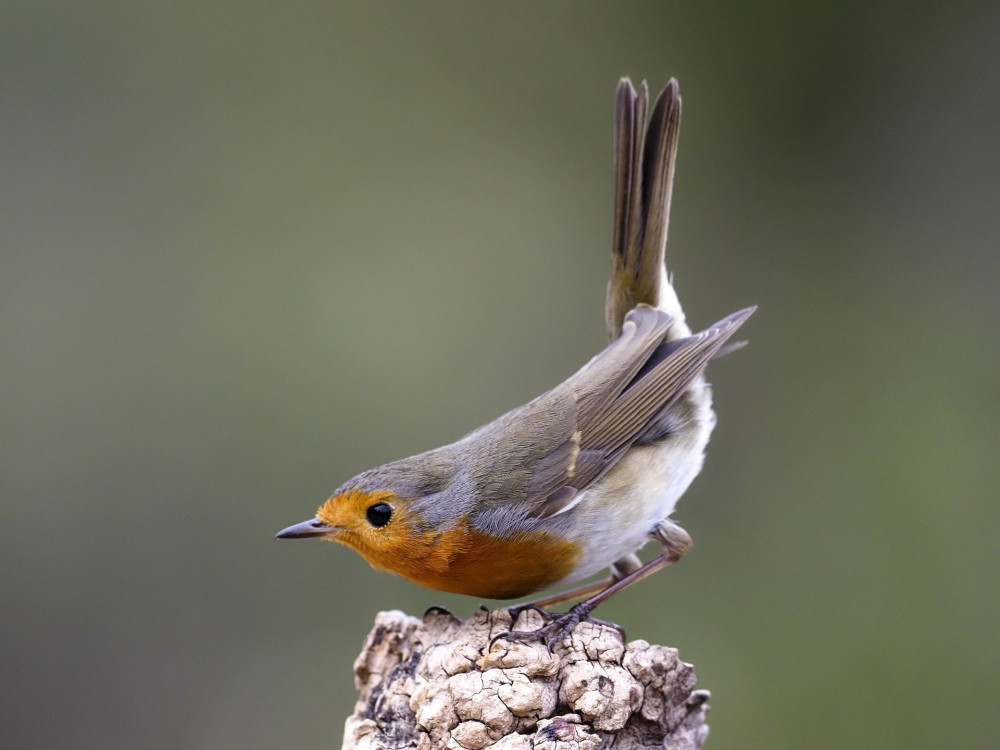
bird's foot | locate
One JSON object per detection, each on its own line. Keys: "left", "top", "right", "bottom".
{"left": 491, "top": 601, "right": 625, "bottom": 650}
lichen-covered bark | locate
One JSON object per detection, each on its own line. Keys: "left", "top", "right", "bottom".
{"left": 343, "top": 608, "right": 710, "bottom": 750}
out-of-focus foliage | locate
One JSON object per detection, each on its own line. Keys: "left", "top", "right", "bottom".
{"left": 2, "top": 2, "right": 997, "bottom": 748}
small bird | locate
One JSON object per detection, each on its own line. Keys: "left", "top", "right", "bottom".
{"left": 277, "top": 78, "right": 754, "bottom": 640}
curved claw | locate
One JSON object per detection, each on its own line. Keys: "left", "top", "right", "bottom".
{"left": 488, "top": 630, "right": 511, "bottom": 650}
{"left": 505, "top": 602, "right": 555, "bottom": 623}
{"left": 584, "top": 615, "right": 627, "bottom": 643}
{"left": 423, "top": 605, "right": 453, "bottom": 618}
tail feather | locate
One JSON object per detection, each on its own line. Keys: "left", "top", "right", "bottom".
{"left": 606, "top": 78, "right": 684, "bottom": 341}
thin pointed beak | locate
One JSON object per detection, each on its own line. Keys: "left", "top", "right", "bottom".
{"left": 275, "top": 518, "right": 334, "bottom": 539}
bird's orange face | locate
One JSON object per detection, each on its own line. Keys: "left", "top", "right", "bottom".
{"left": 315, "top": 489, "right": 462, "bottom": 582}
{"left": 315, "top": 489, "right": 582, "bottom": 599}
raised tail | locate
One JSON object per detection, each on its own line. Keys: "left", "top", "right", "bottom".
{"left": 606, "top": 78, "right": 687, "bottom": 342}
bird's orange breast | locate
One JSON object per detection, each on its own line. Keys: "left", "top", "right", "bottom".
{"left": 401, "top": 525, "right": 582, "bottom": 599}
{"left": 329, "top": 509, "right": 582, "bottom": 600}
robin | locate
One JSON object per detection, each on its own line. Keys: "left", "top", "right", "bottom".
{"left": 277, "top": 78, "right": 754, "bottom": 641}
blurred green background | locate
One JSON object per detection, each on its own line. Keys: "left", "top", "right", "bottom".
{"left": 3, "top": 2, "right": 997, "bottom": 748}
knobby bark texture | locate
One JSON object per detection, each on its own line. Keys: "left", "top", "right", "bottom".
{"left": 342, "top": 607, "right": 710, "bottom": 750}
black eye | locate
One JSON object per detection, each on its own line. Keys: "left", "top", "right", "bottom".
{"left": 366, "top": 502, "right": 392, "bottom": 528}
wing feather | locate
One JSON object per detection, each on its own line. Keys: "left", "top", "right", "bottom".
{"left": 519, "top": 305, "right": 754, "bottom": 517}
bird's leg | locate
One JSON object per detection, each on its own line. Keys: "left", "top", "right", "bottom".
{"left": 501, "top": 583, "right": 608, "bottom": 632}
{"left": 497, "top": 521, "right": 691, "bottom": 648}
{"left": 507, "top": 553, "right": 642, "bottom": 616}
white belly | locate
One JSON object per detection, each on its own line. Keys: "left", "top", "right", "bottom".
{"left": 550, "top": 378, "right": 716, "bottom": 586}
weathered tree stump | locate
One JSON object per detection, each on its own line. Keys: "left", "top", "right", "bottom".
{"left": 343, "top": 607, "right": 710, "bottom": 749}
